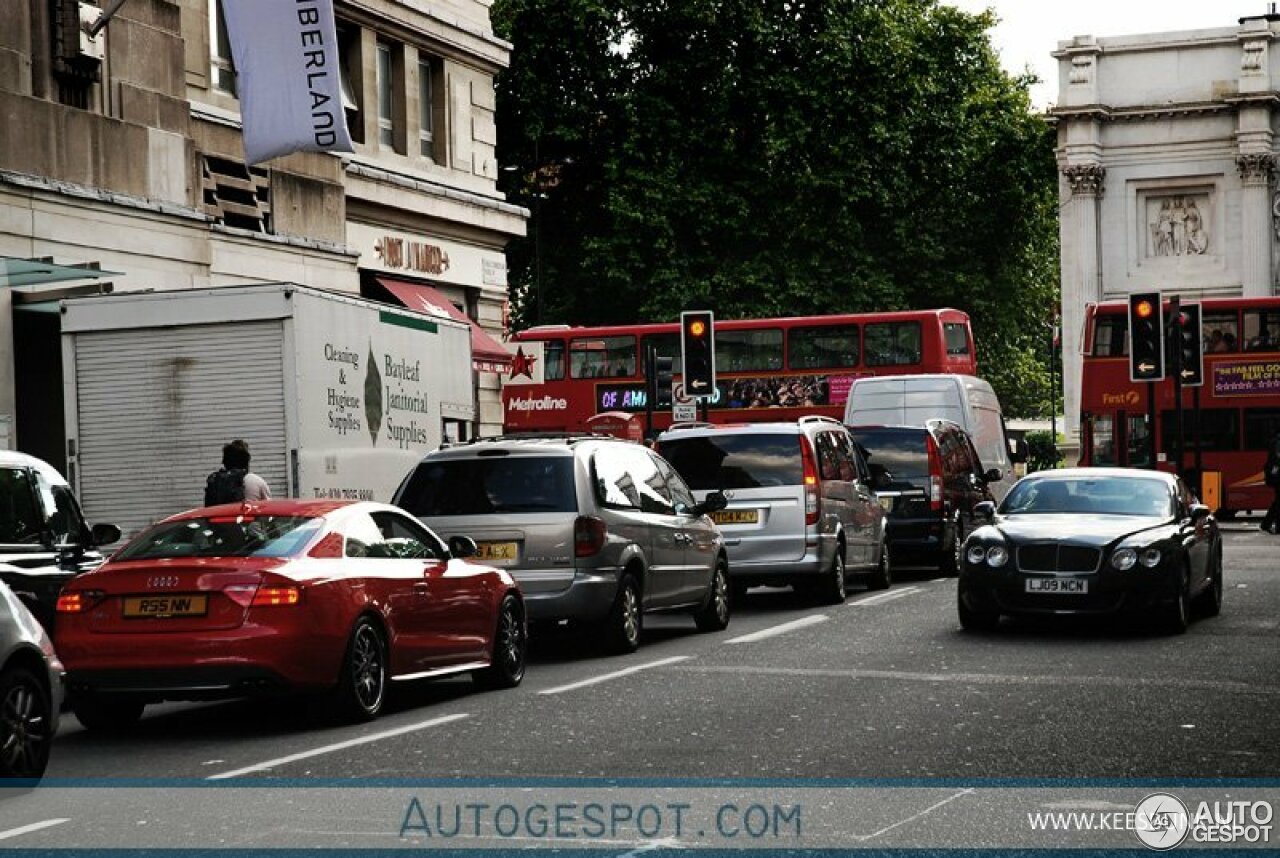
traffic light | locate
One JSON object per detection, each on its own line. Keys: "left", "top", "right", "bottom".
{"left": 1171, "top": 302, "right": 1203, "bottom": 386}
{"left": 654, "top": 356, "right": 674, "bottom": 407}
{"left": 1128, "top": 291, "right": 1165, "bottom": 382}
{"left": 680, "top": 310, "right": 716, "bottom": 397}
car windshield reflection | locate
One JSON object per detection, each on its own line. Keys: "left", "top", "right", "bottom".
{"left": 1000, "top": 477, "right": 1172, "bottom": 517}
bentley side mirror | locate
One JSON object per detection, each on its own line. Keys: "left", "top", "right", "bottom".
{"left": 974, "top": 501, "right": 996, "bottom": 522}
{"left": 982, "top": 468, "right": 1002, "bottom": 484}
{"left": 91, "top": 523, "right": 122, "bottom": 546}
{"left": 1189, "top": 504, "right": 1211, "bottom": 523}
{"left": 448, "top": 535, "right": 479, "bottom": 558}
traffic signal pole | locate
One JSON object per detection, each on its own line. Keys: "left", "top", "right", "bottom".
{"left": 1147, "top": 382, "right": 1157, "bottom": 469}
{"left": 1169, "top": 296, "right": 1184, "bottom": 479}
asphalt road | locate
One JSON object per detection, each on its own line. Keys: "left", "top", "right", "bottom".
{"left": 3, "top": 522, "right": 1278, "bottom": 850}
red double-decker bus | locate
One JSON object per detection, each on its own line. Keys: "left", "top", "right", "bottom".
{"left": 502, "top": 309, "right": 978, "bottom": 433}
{"left": 1079, "top": 296, "right": 1280, "bottom": 514}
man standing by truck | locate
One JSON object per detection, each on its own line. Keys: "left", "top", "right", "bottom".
{"left": 204, "top": 440, "right": 272, "bottom": 505}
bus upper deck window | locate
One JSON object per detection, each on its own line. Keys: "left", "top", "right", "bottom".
{"left": 943, "top": 322, "right": 970, "bottom": 356}
{"left": 1243, "top": 310, "right": 1280, "bottom": 352}
{"left": 864, "top": 322, "right": 922, "bottom": 367}
{"left": 788, "top": 325, "right": 859, "bottom": 370}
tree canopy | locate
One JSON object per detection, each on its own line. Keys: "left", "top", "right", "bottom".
{"left": 493, "top": 0, "right": 1060, "bottom": 417}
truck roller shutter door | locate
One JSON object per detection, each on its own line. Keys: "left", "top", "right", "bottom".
{"left": 72, "top": 321, "right": 288, "bottom": 539}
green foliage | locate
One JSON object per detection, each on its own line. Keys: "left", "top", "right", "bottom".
{"left": 494, "top": 0, "right": 1060, "bottom": 416}
{"left": 1025, "top": 430, "right": 1064, "bottom": 472}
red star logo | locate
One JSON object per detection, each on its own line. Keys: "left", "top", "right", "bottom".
{"left": 510, "top": 346, "right": 538, "bottom": 380}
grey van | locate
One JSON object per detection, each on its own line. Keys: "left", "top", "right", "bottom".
{"left": 393, "top": 435, "right": 730, "bottom": 653}
{"left": 656, "top": 417, "right": 890, "bottom": 603}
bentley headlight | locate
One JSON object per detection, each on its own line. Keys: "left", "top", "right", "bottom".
{"left": 986, "top": 545, "right": 1009, "bottom": 568}
{"left": 1111, "top": 548, "right": 1137, "bottom": 571}
{"left": 966, "top": 545, "right": 988, "bottom": 565}
{"left": 1140, "top": 548, "right": 1162, "bottom": 568}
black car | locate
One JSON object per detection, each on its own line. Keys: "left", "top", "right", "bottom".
{"left": 957, "top": 468, "right": 1222, "bottom": 634}
{"left": 848, "top": 420, "right": 999, "bottom": 575}
{"left": 0, "top": 451, "right": 120, "bottom": 632}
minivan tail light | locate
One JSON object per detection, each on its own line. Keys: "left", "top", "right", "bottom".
{"left": 799, "top": 436, "right": 820, "bottom": 525}
{"left": 925, "top": 434, "right": 944, "bottom": 512}
{"left": 574, "top": 516, "right": 607, "bottom": 557}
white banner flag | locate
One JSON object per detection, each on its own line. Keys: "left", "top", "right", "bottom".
{"left": 221, "top": 0, "right": 354, "bottom": 165}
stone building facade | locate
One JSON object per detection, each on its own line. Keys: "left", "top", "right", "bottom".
{"left": 1053, "top": 14, "right": 1280, "bottom": 458}
{"left": 0, "top": 0, "right": 524, "bottom": 467}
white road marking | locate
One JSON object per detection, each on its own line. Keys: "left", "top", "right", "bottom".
{"left": 0, "top": 818, "right": 71, "bottom": 841}
{"left": 849, "top": 586, "right": 922, "bottom": 607}
{"left": 724, "top": 614, "right": 828, "bottom": 644}
{"left": 538, "top": 656, "right": 689, "bottom": 695}
{"left": 855, "top": 788, "right": 975, "bottom": 840}
{"left": 207, "top": 713, "right": 470, "bottom": 779}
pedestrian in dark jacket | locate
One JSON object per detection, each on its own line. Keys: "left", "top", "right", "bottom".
{"left": 1262, "top": 429, "right": 1280, "bottom": 534}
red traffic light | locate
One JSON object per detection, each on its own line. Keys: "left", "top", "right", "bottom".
{"left": 1135, "top": 300, "right": 1155, "bottom": 319}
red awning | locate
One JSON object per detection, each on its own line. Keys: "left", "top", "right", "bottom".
{"left": 376, "top": 278, "right": 512, "bottom": 373}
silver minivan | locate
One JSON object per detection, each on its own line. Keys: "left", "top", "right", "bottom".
{"left": 393, "top": 435, "right": 730, "bottom": 653}
{"left": 656, "top": 417, "right": 890, "bottom": 603}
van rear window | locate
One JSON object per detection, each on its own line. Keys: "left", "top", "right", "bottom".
{"left": 847, "top": 428, "right": 929, "bottom": 479}
{"left": 658, "top": 434, "right": 802, "bottom": 490}
{"left": 397, "top": 457, "right": 577, "bottom": 515}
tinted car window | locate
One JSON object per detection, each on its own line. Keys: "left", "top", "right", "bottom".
{"left": 117, "top": 515, "right": 322, "bottom": 560}
{"left": 654, "top": 456, "right": 696, "bottom": 511}
{"left": 398, "top": 457, "right": 577, "bottom": 516}
{"left": 659, "top": 434, "right": 803, "bottom": 490}
{"left": 0, "top": 467, "right": 44, "bottom": 545}
{"left": 594, "top": 449, "right": 641, "bottom": 509}
{"left": 1001, "top": 477, "right": 1172, "bottom": 517}
{"left": 847, "top": 428, "right": 929, "bottom": 479}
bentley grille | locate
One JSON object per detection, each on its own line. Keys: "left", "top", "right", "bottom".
{"left": 1016, "top": 544, "right": 1101, "bottom": 574}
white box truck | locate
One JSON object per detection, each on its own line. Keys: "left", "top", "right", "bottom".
{"left": 60, "top": 283, "right": 475, "bottom": 538}
{"left": 843, "top": 373, "right": 1020, "bottom": 500}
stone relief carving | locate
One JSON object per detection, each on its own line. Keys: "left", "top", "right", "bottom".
{"left": 1063, "top": 164, "right": 1105, "bottom": 197}
{"left": 1070, "top": 55, "right": 1094, "bottom": 85}
{"left": 1242, "top": 39, "right": 1267, "bottom": 74}
{"left": 1146, "top": 195, "right": 1210, "bottom": 258}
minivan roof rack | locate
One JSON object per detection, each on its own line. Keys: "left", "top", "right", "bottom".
{"left": 797, "top": 415, "right": 843, "bottom": 426}
{"left": 447, "top": 431, "right": 619, "bottom": 446}
{"left": 665, "top": 421, "right": 716, "bottom": 430}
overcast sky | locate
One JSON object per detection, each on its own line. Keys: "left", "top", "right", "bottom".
{"left": 942, "top": 1, "right": 1268, "bottom": 109}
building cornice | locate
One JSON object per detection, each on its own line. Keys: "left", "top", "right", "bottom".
{"left": 1051, "top": 100, "right": 1235, "bottom": 122}
{"left": 344, "top": 160, "right": 529, "bottom": 219}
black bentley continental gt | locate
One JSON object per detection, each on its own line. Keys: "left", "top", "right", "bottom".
{"left": 957, "top": 468, "right": 1222, "bottom": 634}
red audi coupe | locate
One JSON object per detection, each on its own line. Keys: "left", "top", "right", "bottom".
{"left": 53, "top": 499, "right": 526, "bottom": 730}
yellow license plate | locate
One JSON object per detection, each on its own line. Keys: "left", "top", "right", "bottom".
{"left": 123, "top": 594, "right": 208, "bottom": 618}
{"left": 878, "top": 496, "right": 895, "bottom": 512}
{"left": 712, "top": 509, "right": 759, "bottom": 525}
{"left": 476, "top": 541, "right": 518, "bottom": 561}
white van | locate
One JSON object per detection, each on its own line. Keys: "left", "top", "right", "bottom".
{"left": 842, "top": 374, "right": 1020, "bottom": 500}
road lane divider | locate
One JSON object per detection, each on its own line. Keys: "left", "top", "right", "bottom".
{"left": 724, "top": 614, "right": 828, "bottom": 644}
{"left": 538, "top": 656, "right": 689, "bottom": 695}
{"left": 207, "top": 713, "right": 471, "bottom": 779}
{"left": 0, "top": 819, "right": 71, "bottom": 841}
{"left": 849, "top": 586, "right": 921, "bottom": 607}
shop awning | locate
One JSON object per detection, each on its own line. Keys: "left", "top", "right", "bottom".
{"left": 376, "top": 277, "right": 512, "bottom": 373}
{"left": 1, "top": 256, "right": 120, "bottom": 288}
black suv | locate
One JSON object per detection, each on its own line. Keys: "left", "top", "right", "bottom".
{"left": 847, "top": 420, "right": 999, "bottom": 575}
